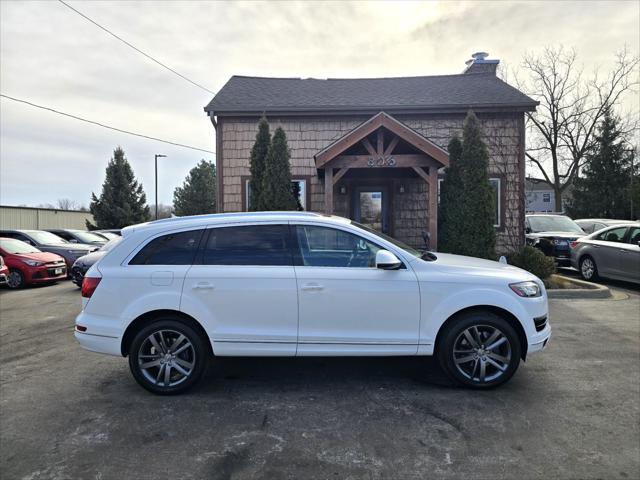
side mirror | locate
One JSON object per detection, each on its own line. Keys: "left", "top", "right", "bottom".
{"left": 375, "top": 250, "right": 402, "bottom": 270}
{"left": 525, "top": 227, "right": 532, "bottom": 234}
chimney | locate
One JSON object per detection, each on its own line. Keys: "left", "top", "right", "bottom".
{"left": 463, "top": 52, "right": 499, "bottom": 75}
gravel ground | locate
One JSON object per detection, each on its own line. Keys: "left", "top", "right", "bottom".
{"left": 1, "top": 280, "right": 638, "bottom": 480}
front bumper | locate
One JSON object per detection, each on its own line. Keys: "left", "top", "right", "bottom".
{"left": 28, "top": 264, "right": 67, "bottom": 284}
{"left": 528, "top": 324, "right": 551, "bottom": 356}
{"left": 0, "top": 273, "right": 7, "bottom": 285}
{"left": 71, "top": 265, "right": 89, "bottom": 286}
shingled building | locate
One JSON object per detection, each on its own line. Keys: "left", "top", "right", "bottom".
{"left": 205, "top": 53, "right": 537, "bottom": 253}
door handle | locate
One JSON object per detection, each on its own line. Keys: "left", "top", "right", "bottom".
{"left": 619, "top": 249, "right": 629, "bottom": 253}
{"left": 301, "top": 284, "right": 324, "bottom": 292}
{"left": 193, "top": 282, "right": 215, "bottom": 290}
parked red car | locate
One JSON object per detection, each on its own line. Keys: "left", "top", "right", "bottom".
{"left": 0, "top": 256, "right": 8, "bottom": 286}
{"left": 0, "top": 237, "right": 67, "bottom": 289}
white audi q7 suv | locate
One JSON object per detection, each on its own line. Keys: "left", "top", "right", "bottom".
{"left": 75, "top": 212, "right": 551, "bottom": 394}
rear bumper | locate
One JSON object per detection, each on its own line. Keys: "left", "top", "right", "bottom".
{"left": 74, "top": 331, "right": 121, "bottom": 356}
{"left": 74, "top": 311, "right": 122, "bottom": 356}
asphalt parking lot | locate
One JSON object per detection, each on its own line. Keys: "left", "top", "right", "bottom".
{"left": 1, "top": 280, "right": 639, "bottom": 480}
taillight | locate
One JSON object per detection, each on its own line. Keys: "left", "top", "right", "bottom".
{"left": 81, "top": 277, "right": 101, "bottom": 298}
{"left": 570, "top": 240, "right": 579, "bottom": 249}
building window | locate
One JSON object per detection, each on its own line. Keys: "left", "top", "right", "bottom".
{"left": 438, "top": 177, "right": 501, "bottom": 228}
{"left": 245, "top": 179, "right": 306, "bottom": 211}
{"left": 543, "top": 193, "right": 551, "bottom": 203}
{"left": 489, "top": 178, "right": 501, "bottom": 228}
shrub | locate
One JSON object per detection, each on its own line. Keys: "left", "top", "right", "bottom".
{"left": 506, "top": 246, "right": 556, "bottom": 280}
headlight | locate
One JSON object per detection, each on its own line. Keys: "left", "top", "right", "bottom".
{"left": 22, "top": 259, "right": 44, "bottom": 267}
{"left": 509, "top": 281, "right": 542, "bottom": 298}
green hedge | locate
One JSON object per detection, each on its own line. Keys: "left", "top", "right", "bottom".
{"left": 507, "top": 246, "right": 556, "bottom": 280}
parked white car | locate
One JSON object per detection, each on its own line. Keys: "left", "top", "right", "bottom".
{"left": 75, "top": 212, "right": 551, "bottom": 394}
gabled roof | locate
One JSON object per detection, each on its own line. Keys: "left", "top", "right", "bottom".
{"left": 205, "top": 74, "right": 538, "bottom": 115}
{"left": 314, "top": 111, "right": 449, "bottom": 168}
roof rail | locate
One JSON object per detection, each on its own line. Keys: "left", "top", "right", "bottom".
{"left": 148, "top": 211, "right": 322, "bottom": 225}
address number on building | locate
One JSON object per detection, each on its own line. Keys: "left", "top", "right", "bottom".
{"left": 367, "top": 156, "right": 396, "bottom": 167}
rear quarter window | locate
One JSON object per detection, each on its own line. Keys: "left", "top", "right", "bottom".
{"left": 129, "top": 230, "right": 204, "bottom": 265}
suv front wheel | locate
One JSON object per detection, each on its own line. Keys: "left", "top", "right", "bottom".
{"left": 437, "top": 311, "right": 522, "bottom": 388}
{"left": 128, "top": 319, "right": 209, "bottom": 395}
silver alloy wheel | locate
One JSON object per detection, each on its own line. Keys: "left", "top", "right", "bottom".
{"left": 581, "top": 257, "right": 595, "bottom": 279}
{"left": 453, "top": 325, "right": 512, "bottom": 383}
{"left": 137, "top": 329, "right": 196, "bottom": 387}
{"left": 7, "top": 271, "right": 22, "bottom": 288}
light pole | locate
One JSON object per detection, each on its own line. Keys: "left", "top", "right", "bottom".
{"left": 155, "top": 154, "right": 166, "bottom": 219}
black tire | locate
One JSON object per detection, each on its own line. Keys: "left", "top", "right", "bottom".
{"left": 6, "top": 269, "right": 24, "bottom": 289}
{"left": 437, "top": 311, "right": 522, "bottom": 389}
{"left": 579, "top": 255, "right": 599, "bottom": 282}
{"left": 128, "top": 319, "right": 209, "bottom": 395}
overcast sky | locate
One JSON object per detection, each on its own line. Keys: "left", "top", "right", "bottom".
{"left": 1, "top": 0, "right": 638, "bottom": 208}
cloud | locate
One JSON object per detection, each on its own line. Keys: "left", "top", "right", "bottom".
{"left": 1, "top": 0, "right": 638, "bottom": 207}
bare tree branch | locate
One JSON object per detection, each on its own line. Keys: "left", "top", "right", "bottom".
{"left": 520, "top": 46, "right": 639, "bottom": 211}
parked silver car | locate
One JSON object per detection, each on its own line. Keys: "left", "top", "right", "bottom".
{"left": 574, "top": 218, "right": 636, "bottom": 234}
{"left": 570, "top": 223, "right": 640, "bottom": 284}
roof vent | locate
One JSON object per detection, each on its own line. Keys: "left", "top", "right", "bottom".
{"left": 463, "top": 52, "right": 499, "bottom": 75}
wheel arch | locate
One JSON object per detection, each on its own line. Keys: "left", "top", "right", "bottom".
{"left": 434, "top": 305, "right": 528, "bottom": 360}
{"left": 120, "top": 309, "right": 213, "bottom": 357}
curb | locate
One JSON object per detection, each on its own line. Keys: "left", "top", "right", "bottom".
{"left": 547, "top": 274, "right": 611, "bottom": 299}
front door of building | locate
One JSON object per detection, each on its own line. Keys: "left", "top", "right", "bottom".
{"left": 353, "top": 186, "right": 389, "bottom": 234}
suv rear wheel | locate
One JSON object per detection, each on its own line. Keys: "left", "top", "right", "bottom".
{"left": 128, "top": 319, "right": 209, "bottom": 395}
{"left": 437, "top": 311, "right": 521, "bottom": 389}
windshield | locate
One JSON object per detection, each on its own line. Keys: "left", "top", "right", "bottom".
{"left": 99, "top": 236, "right": 122, "bottom": 252}
{"left": 70, "top": 230, "right": 106, "bottom": 243}
{"left": 24, "top": 230, "right": 68, "bottom": 244}
{"left": 350, "top": 221, "right": 423, "bottom": 258}
{"left": 0, "top": 238, "right": 42, "bottom": 254}
{"left": 527, "top": 216, "right": 584, "bottom": 234}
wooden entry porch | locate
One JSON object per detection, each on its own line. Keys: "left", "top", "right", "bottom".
{"left": 314, "top": 112, "right": 449, "bottom": 249}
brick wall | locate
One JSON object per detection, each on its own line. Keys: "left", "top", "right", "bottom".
{"left": 218, "top": 113, "right": 524, "bottom": 254}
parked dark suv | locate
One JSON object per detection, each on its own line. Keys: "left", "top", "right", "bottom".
{"left": 525, "top": 214, "right": 585, "bottom": 266}
{"left": 45, "top": 229, "right": 107, "bottom": 247}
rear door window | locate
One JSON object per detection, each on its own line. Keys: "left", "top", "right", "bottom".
{"left": 200, "top": 224, "right": 292, "bottom": 266}
{"left": 130, "top": 230, "right": 204, "bottom": 265}
{"left": 627, "top": 227, "right": 640, "bottom": 245}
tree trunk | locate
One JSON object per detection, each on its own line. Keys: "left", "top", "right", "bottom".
{"left": 554, "top": 187, "right": 563, "bottom": 212}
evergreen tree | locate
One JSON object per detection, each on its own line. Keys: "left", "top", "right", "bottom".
{"left": 438, "top": 136, "right": 464, "bottom": 253}
{"left": 567, "top": 111, "right": 635, "bottom": 219}
{"left": 291, "top": 181, "right": 304, "bottom": 211}
{"left": 262, "top": 127, "right": 298, "bottom": 210}
{"left": 87, "top": 147, "right": 150, "bottom": 229}
{"left": 439, "top": 112, "right": 495, "bottom": 259}
{"left": 173, "top": 160, "right": 217, "bottom": 216}
{"left": 248, "top": 116, "right": 270, "bottom": 210}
